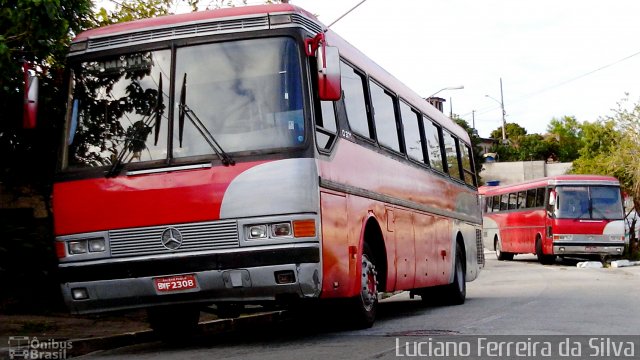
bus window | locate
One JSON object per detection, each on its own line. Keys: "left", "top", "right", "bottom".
{"left": 500, "top": 194, "right": 509, "bottom": 211}
{"left": 484, "top": 196, "right": 492, "bottom": 213}
{"left": 399, "top": 101, "right": 424, "bottom": 162}
{"left": 535, "top": 187, "right": 546, "bottom": 207}
{"left": 526, "top": 189, "right": 537, "bottom": 208}
{"left": 424, "top": 119, "right": 444, "bottom": 172}
{"left": 590, "top": 186, "right": 624, "bottom": 220}
{"left": 442, "top": 131, "right": 461, "bottom": 180}
{"left": 557, "top": 187, "right": 590, "bottom": 219}
{"left": 370, "top": 80, "right": 400, "bottom": 152}
{"left": 517, "top": 191, "right": 526, "bottom": 209}
{"left": 492, "top": 195, "right": 501, "bottom": 212}
{"left": 461, "top": 144, "right": 476, "bottom": 186}
{"left": 508, "top": 193, "right": 518, "bottom": 210}
{"left": 340, "top": 61, "right": 371, "bottom": 139}
{"left": 316, "top": 101, "right": 337, "bottom": 151}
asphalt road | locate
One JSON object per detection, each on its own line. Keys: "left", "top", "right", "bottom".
{"left": 82, "top": 253, "right": 640, "bottom": 359}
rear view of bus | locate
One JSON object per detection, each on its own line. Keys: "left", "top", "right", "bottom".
{"left": 481, "top": 175, "right": 626, "bottom": 264}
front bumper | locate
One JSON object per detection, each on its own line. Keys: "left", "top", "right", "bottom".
{"left": 553, "top": 242, "right": 625, "bottom": 256}
{"left": 59, "top": 244, "right": 321, "bottom": 314}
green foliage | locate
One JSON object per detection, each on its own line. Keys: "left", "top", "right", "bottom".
{"left": 546, "top": 116, "right": 583, "bottom": 162}
{"left": 489, "top": 122, "right": 527, "bottom": 141}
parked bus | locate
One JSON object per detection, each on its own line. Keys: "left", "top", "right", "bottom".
{"left": 479, "top": 175, "right": 626, "bottom": 264}
{"left": 54, "top": 4, "right": 483, "bottom": 332}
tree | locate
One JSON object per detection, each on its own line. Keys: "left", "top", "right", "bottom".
{"left": 489, "top": 122, "right": 527, "bottom": 141}
{"left": 546, "top": 116, "right": 583, "bottom": 162}
{"left": 572, "top": 98, "right": 640, "bottom": 258}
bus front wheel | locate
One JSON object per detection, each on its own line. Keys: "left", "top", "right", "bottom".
{"left": 536, "top": 238, "right": 555, "bottom": 265}
{"left": 348, "top": 243, "right": 378, "bottom": 328}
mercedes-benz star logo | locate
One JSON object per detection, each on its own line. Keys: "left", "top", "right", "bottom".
{"left": 161, "top": 227, "right": 183, "bottom": 250}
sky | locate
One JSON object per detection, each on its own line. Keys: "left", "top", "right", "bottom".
{"left": 96, "top": 0, "right": 640, "bottom": 138}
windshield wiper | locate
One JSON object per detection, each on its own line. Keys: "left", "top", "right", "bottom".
{"left": 178, "top": 73, "right": 235, "bottom": 166}
{"left": 106, "top": 75, "right": 165, "bottom": 177}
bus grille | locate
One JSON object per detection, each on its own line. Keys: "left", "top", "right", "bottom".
{"left": 475, "top": 229, "right": 485, "bottom": 266}
{"left": 109, "top": 220, "right": 239, "bottom": 257}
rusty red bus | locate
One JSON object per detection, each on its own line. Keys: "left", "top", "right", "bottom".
{"left": 479, "top": 175, "right": 626, "bottom": 264}
{"left": 54, "top": 4, "right": 483, "bottom": 332}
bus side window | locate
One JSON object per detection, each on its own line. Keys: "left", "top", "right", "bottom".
{"left": 500, "top": 194, "right": 509, "bottom": 211}
{"left": 461, "top": 143, "right": 476, "bottom": 187}
{"left": 535, "top": 187, "right": 546, "bottom": 207}
{"left": 316, "top": 101, "right": 338, "bottom": 151}
{"left": 399, "top": 100, "right": 425, "bottom": 163}
{"left": 442, "top": 130, "right": 462, "bottom": 180}
{"left": 369, "top": 80, "right": 401, "bottom": 152}
{"left": 424, "top": 119, "right": 444, "bottom": 172}
{"left": 492, "top": 195, "right": 501, "bottom": 212}
{"left": 508, "top": 193, "right": 518, "bottom": 210}
{"left": 340, "top": 61, "right": 372, "bottom": 139}
{"left": 526, "top": 189, "right": 537, "bottom": 208}
{"left": 517, "top": 191, "right": 526, "bottom": 209}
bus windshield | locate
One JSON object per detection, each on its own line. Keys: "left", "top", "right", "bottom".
{"left": 64, "top": 37, "right": 304, "bottom": 170}
{"left": 555, "top": 186, "right": 623, "bottom": 220}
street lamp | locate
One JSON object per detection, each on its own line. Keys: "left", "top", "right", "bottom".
{"left": 428, "top": 85, "right": 464, "bottom": 98}
{"left": 485, "top": 78, "right": 506, "bottom": 143}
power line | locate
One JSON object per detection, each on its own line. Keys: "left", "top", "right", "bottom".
{"left": 462, "top": 49, "right": 640, "bottom": 118}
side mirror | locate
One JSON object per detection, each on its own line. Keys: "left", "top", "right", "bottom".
{"left": 548, "top": 190, "right": 556, "bottom": 207}
{"left": 316, "top": 45, "right": 341, "bottom": 101}
{"left": 23, "top": 63, "right": 39, "bottom": 129}
{"left": 306, "top": 33, "right": 341, "bottom": 101}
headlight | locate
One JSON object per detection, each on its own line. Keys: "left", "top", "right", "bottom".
{"left": 68, "top": 241, "right": 88, "bottom": 254}
{"left": 271, "top": 222, "right": 292, "bottom": 237}
{"left": 553, "top": 235, "right": 573, "bottom": 241}
{"left": 88, "top": 238, "right": 106, "bottom": 252}
{"left": 248, "top": 225, "right": 268, "bottom": 239}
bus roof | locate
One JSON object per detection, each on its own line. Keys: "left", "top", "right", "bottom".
{"left": 478, "top": 174, "right": 620, "bottom": 195}
{"left": 72, "top": 4, "right": 470, "bottom": 143}
{"left": 73, "top": 4, "right": 314, "bottom": 41}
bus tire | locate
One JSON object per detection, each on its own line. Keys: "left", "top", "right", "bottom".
{"left": 536, "top": 237, "right": 555, "bottom": 265}
{"left": 495, "top": 238, "right": 514, "bottom": 261}
{"left": 348, "top": 243, "right": 378, "bottom": 328}
{"left": 147, "top": 305, "right": 200, "bottom": 341}
{"left": 441, "top": 242, "right": 467, "bottom": 305}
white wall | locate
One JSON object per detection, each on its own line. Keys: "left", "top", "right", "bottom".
{"left": 480, "top": 161, "right": 572, "bottom": 186}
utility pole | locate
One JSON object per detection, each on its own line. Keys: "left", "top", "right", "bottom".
{"left": 499, "top": 77, "right": 506, "bottom": 143}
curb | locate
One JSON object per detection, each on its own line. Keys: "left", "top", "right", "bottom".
{"left": 1, "top": 311, "right": 286, "bottom": 359}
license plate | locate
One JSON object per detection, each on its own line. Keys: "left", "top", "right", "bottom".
{"left": 585, "top": 246, "right": 597, "bottom": 252}
{"left": 154, "top": 274, "right": 198, "bottom": 292}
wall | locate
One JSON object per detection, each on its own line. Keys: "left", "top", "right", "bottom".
{"left": 480, "top": 161, "right": 572, "bottom": 186}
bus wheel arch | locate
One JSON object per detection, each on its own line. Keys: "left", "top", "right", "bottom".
{"left": 495, "top": 234, "right": 513, "bottom": 261}
{"left": 348, "top": 217, "right": 387, "bottom": 328}
{"left": 536, "top": 234, "right": 555, "bottom": 265}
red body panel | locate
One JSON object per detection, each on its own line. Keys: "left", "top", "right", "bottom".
{"left": 53, "top": 161, "right": 266, "bottom": 236}
{"left": 317, "top": 140, "right": 473, "bottom": 297}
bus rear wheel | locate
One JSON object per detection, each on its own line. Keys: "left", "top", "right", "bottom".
{"left": 495, "top": 238, "right": 514, "bottom": 261}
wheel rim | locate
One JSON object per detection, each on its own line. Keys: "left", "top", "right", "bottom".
{"left": 495, "top": 240, "right": 502, "bottom": 257}
{"left": 360, "top": 254, "right": 377, "bottom": 311}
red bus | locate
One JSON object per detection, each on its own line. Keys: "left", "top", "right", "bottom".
{"left": 53, "top": 4, "right": 483, "bottom": 332}
{"left": 479, "top": 175, "right": 626, "bottom": 264}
